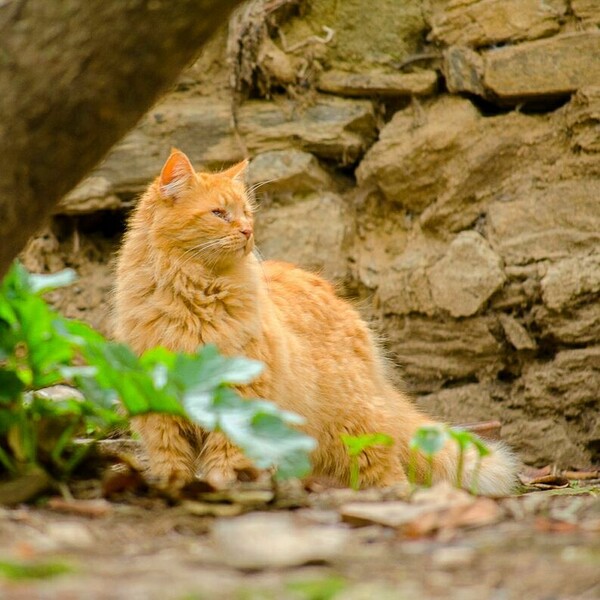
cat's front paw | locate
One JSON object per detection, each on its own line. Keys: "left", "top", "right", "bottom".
{"left": 204, "top": 463, "right": 261, "bottom": 489}
{"left": 146, "top": 459, "right": 196, "bottom": 491}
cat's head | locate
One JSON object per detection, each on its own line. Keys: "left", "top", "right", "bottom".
{"left": 147, "top": 149, "right": 255, "bottom": 270}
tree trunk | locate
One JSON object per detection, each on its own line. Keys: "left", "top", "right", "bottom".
{"left": 0, "top": 0, "right": 243, "bottom": 278}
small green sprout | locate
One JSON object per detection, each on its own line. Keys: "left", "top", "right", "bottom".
{"left": 341, "top": 432, "right": 394, "bottom": 490}
{"left": 447, "top": 427, "right": 490, "bottom": 494}
{"left": 408, "top": 424, "right": 448, "bottom": 486}
{"left": 409, "top": 424, "right": 491, "bottom": 492}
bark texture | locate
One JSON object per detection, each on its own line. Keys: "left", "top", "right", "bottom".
{"left": 0, "top": 0, "right": 242, "bottom": 277}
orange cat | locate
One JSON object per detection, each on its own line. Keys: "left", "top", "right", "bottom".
{"left": 113, "top": 149, "right": 517, "bottom": 494}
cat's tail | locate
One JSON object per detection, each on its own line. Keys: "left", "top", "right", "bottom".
{"left": 430, "top": 437, "right": 519, "bottom": 497}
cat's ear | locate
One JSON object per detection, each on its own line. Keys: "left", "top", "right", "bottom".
{"left": 221, "top": 159, "right": 249, "bottom": 182}
{"left": 159, "top": 148, "right": 194, "bottom": 199}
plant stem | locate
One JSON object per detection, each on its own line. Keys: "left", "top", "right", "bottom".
{"left": 349, "top": 456, "right": 360, "bottom": 490}
{"left": 408, "top": 449, "right": 417, "bottom": 486}
{"left": 426, "top": 455, "right": 433, "bottom": 487}
{"left": 456, "top": 446, "right": 465, "bottom": 489}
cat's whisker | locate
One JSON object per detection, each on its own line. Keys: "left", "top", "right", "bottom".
{"left": 246, "top": 178, "right": 278, "bottom": 195}
{"left": 177, "top": 239, "right": 226, "bottom": 269}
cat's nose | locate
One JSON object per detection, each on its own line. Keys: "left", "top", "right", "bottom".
{"left": 240, "top": 228, "right": 253, "bottom": 239}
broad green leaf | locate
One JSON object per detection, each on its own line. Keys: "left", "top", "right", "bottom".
{"left": 0, "top": 371, "right": 25, "bottom": 403}
{"left": 410, "top": 425, "right": 448, "bottom": 457}
{"left": 173, "top": 344, "right": 264, "bottom": 392}
{"left": 185, "top": 386, "right": 315, "bottom": 478}
{"left": 28, "top": 269, "right": 77, "bottom": 294}
{"left": 57, "top": 318, "right": 107, "bottom": 347}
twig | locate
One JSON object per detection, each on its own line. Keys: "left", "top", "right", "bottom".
{"left": 58, "top": 481, "right": 74, "bottom": 501}
{"left": 390, "top": 52, "right": 441, "bottom": 71}
{"left": 280, "top": 25, "right": 335, "bottom": 53}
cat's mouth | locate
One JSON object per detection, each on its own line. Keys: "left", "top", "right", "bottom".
{"left": 242, "top": 238, "right": 254, "bottom": 256}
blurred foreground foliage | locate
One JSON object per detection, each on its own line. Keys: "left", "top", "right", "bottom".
{"left": 0, "top": 262, "right": 315, "bottom": 502}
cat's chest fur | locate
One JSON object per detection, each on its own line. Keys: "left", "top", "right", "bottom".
{"left": 148, "top": 266, "right": 262, "bottom": 356}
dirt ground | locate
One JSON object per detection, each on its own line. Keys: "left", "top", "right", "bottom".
{"left": 1, "top": 455, "right": 599, "bottom": 600}
{"left": 9, "top": 218, "right": 599, "bottom": 600}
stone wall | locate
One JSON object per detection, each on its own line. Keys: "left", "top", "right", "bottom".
{"left": 40, "top": 0, "right": 600, "bottom": 467}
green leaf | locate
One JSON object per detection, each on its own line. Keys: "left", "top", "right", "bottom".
{"left": 287, "top": 576, "right": 347, "bottom": 600}
{"left": 0, "top": 370, "right": 25, "bottom": 403}
{"left": 341, "top": 432, "right": 394, "bottom": 457}
{"left": 172, "top": 344, "right": 264, "bottom": 392}
{"left": 447, "top": 427, "right": 490, "bottom": 457}
{"left": 28, "top": 269, "right": 77, "bottom": 294}
{"left": 410, "top": 425, "right": 448, "bottom": 457}
{"left": 0, "top": 560, "right": 72, "bottom": 580}
{"left": 184, "top": 386, "right": 315, "bottom": 479}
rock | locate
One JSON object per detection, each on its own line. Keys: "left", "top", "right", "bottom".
{"left": 255, "top": 192, "right": 349, "bottom": 280}
{"left": 375, "top": 232, "right": 445, "bottom": 317}
{"left": 572, "top": 0, "right": 600, "bottom": 24}
{"left": 57, "top": 177, "right": 122, "bottom": 214}
{"left": 247, "top": 149, "right": 333, "bottom": 197}
{"left": 237, "top": 95, "right": 377, "bottom": 165}
{"left": 425, "top": 0, "right": 566, "bottom": 47}
{"left": 212, "top": 513, "right": 348, "bottom": 569}
{"left": 427, "top": 232, "right": 506, "bottom": 318}
{"left": 508, "top": 348, "right": 600, "bottom": 466}
{"left": 443, "top": 47, "right": 485, "bottom": 96}
{"left": 534, "top": 303, "right": 600, "bottom": 345}
{"left": 44, "top": 522, "right": 95, "bottom": 549}
{"left": 566, "top": 87, "right": 600, "bottom": 153}
{"left": 317, "top": 69, "right": 438, "bottom": 97}
{"left": 35, "top": 385, "right": 85, "bottom": 402}
{"left": 357, "top": 95, "right": 557, "bottom": 230}
{"left": 340, "top": 501, "right": 435, "bottom": 528}
{"left": 486, "top": 180, "right": 600, "bottom": 265}
{"left": 357, "top": 96, "right": 480, "bottom": 213}
{"left": 91, "top": 97, "right": 242, "bottom": 194}
{"left": 431, "top": 546, "right": 476, "bottom": 570}
{"left": 499, "top": 314, "right": 536, "bottom": 351}
{"left": 503, "top": 418, "right": 590, "bottom": 468}
{"left": 386, "top": 315, "right": 504, "bottom": 388}
{"left": 353, "top": 191, "right": 413, "bottom": 290}
{"left": 484, "top": 32, "right": 600, "bottom": 101}
{"left": 281, "top": 0, "right": 426, "bottom": 72}
{"left": 418, "top": 116, "right": 557, "bottom": 233}
{"left": 541, "top": 254, "right": 600, "bottom": 312}
{"left": 417, "top": 383, "right": 509, "bottom": 425}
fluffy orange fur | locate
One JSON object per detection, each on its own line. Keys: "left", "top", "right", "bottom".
{"left": 113, "top": 149, "right": 518, "bottom": 494}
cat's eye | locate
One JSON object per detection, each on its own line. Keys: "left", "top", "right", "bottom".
{"left": 212, "top": 208, "right": 230, "bottom": 221}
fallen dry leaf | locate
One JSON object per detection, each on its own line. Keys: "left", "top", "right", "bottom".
{"left": 519, "top": 465, "right": 553, "bottom": 485}
{"left": 534, "top": 517, "right": 579, "bottom": 533}
{"left": 526, "top": 475, "right": 570, "bottom": 490}
{"left": 340, "top": 483, "right": 502, "bottom": 538}
{"left": 403, "top": 497, "right": 503, "bottom": 537}
{"left": 340, "top": 501, "right": 432, "bottom": 528}
{"left": 459, "top": 420, "right": 502, "bottom": 441}
{"left": 562, "top": 470, "right": 600, "bottom": 481}
{"left": 46, "top": 497, "right": 112, "bottom": 518}
{"left": 411, "top": 482, "right": 474, "bottom": 509}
